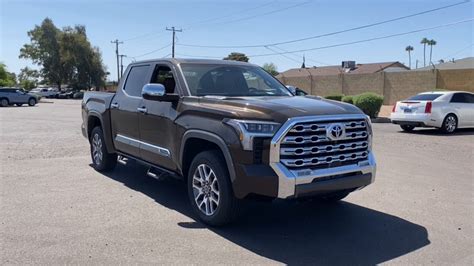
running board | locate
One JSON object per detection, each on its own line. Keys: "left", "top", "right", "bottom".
{"left": 147, "top": 167, "right": 166, "bottom": 181}
{"left": 117, "top": 155, "right": 128, "bottom": 165}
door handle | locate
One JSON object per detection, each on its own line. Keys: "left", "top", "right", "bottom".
{"left": 137, "top": 107, "right": 148, "bottom": 114}
{"left": 111, "top": 102, "right": 119, "bottom": 108}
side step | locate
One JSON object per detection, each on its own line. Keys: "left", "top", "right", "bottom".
{"left": 146, "top": 167, "right": 167, "bottom": 181}
{"left": 117, "top": 155, "right": 128, "bottom": 165}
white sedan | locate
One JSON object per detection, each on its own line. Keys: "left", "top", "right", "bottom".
{"left": 30, "top": 88, "right": 59, "bottom": 98}
{"left": 390, "top": 91, "right": 474, "bottom": 133}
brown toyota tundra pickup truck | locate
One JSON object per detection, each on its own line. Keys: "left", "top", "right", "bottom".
{"left": 82, "top": 58, "right": 376, "bottom": 225}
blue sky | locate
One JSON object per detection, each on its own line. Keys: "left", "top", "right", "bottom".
{"left": 1, "top": 0, "right": 473, "bottom": 81}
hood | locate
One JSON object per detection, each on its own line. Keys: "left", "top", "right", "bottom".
{"left": 181, "top": 96, "right": 364, "bottom": 123}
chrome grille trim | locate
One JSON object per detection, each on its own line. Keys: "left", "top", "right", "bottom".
{"left": 289, "top": 121, "right": 366, "bottom": 133}
{"left": 282, "top": 131, "right": 367, "bottom": 144}
{"left": 280, "top": 140, "right": 368, "bottom": 156}
{"left": 281, "top": 151, "right": 368, "bottom": 167}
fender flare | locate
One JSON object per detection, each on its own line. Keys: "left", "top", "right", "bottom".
{"left": 87, "top": 111, "right": 116, "bottom": 153}
{"left": 180, "top": 129, "right": 237, "bottom": 182}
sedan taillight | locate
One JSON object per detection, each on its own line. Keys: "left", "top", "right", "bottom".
{"left": 425, "top": 101, "right": 432, "bottom": 113}
{"left": 392, "top": 103, "right": 397, "bottom": 113}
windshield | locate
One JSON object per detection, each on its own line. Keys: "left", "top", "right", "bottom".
{"left": 407, "top": 93, "right": 443, "bottom": 101}
{"left": 180, "top": 64, "right": 292, "bottom": 97}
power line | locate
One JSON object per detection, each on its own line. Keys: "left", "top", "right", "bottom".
{"left": 247, "top": 18, "right": 474, "bottom": 57}
{"left": 132, "top": 43, "right": 172, "bottom": 58}
{"left": 110, "top": 39, "right": 123, "bottom": 82}
{"left": 264, "top": 46, "right": 302, "bottom": 64}
{"left": 440, "top": 43, "right": 474, "bottom": 61}
{"left": 166, "top": 27, "right": 183, "bottom": 58}
{"left": 182, "top": 0, "right": 278, "bottom": 30}
{"left": 120, "top": 1, "right": 278, "bottom": 42}
{"left": 175, "top": 53, "right": 222, "bottom": 59}
{"left": 270, "top": 45, "right": 332, "bottom": 66}
{"left": 177, "top": 0, "right": 470, "bottom": 49}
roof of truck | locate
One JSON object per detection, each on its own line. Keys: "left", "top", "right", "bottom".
{"left": 132, "top": 58, "right": 257, "bottom": 67}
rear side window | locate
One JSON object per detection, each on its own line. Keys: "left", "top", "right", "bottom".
{"left": 451, "top": 93, "right": 474, "bottom": 103}
{"left": 123, "top": 65, "right": 150, "bottom": 97}
{"left": 407, "top": 94, "right": 443, "bottom": 101}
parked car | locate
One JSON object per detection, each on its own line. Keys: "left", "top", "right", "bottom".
{"left": 30, "top": 87, "right": 59, "bottom": 98}
{"left": 391, "top": 91, "right": 474, "bottom": 133}
{"left": 81, "top": 58, "right": 376, "bottom": 226}
{"left": 58, "top": 89, "right": 74, "bottom": 99}
{"left": 0, "top": 87, "right": 38, "bottom": 107}
{"left": 73, "top": 91, "right": 84, "bottom": 99}
{"left": 286, "top": 85, "right": 308, "bottom": 96}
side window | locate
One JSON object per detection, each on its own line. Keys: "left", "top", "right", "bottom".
{"left": 151, "top": 65, "right": 176, "bottom": 94}
{"left": 123, "top": 65, "right": 149, "bottom": 97}
{"left": 464, "top": 93, "right": 474, "bottom": 104}
{"left": 451, "top": 93, "right": 468, "bottom": 103}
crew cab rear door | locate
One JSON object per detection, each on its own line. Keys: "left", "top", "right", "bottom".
{"left": 137, "top": 63, "right": 180, "bottom": 171}
{"left": 110, "top": 64, "right": 151, "bottom": 157}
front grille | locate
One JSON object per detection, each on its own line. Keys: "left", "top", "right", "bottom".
{"left": 279, "top": 118, "right": 369, "bottom": 170}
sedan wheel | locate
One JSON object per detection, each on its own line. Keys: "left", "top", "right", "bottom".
{"left": 442, "top": 115, "right": 457, "bottom": 134}
{"left": 192, "top": 164, "right": 220, "bottom": 216}
{"left": 0, "top": 99, "right": 8, "bottom": 107}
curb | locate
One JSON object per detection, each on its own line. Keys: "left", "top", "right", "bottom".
{"left": 371, "top": 117, "right": 391, "bottom": 123}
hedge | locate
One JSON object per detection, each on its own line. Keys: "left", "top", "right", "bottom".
{"left": 352, "top": 92, "right": 384, "bottom": 118}
{"left": 341, "top": 95, "right": 353, "bottom": 104}
{"left": 325, "top": 94, "right": 344, "bottom": 101}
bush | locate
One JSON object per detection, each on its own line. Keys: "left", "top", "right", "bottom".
{"left": 325, "top": 94, "right": 344, "bottom": 101}
{"left": 341, "top": 95, "right": 353, "bottom": 104}
{"left": 353, "top": 92, "right": 384, "bottom": 118}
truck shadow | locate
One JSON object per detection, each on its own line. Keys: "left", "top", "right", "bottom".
{"left": 399, "top": 128, "right": 474, "bottom": 136}
{"left": 99, "top": 162, "right": 430, "bottom": 265}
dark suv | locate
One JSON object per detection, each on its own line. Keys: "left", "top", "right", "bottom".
{"left": 81, "top": 58, "right": 376, "bottom": 225}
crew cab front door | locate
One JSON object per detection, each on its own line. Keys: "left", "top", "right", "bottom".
{"left": 110, "top": 64, "right": 151, "bottom": 157}
{"left": 138, "top": 64, "right": 179, "bottom": 171}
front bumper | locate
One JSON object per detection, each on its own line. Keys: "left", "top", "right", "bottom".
{"left": 271, "top": 152, "right": 376, "bottom": 199}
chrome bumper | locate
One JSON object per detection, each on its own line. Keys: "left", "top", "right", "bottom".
{"left": 269, "top": 114, "right": 376, "bottom": 199}
{"left": 271, "top": 152, "right": 376, "bottom": 198}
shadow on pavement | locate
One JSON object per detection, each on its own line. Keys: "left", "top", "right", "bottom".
{"left": 99, "top": 162, "right": 430, "bottom": 265}
{"left": 399, "top": 128, "right": 474, "bottom": 136}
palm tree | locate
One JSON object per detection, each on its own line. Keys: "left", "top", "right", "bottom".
{"left": 405, "top": 45, "right": 414, "bottom": 69}
{"left": 428, "top": 39, "right": 437, "bottom": 65}
{"left": 421, "top": 38, "right": 429, "bottom": 67}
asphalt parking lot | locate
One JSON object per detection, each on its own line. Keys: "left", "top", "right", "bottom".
{"left": 1, "top": 99, "right": 473, "bottom": 264}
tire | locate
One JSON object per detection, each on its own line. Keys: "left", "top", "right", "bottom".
{"left": 187, "top": 150, "right": 241, "bottom": 226}
{"left": 28, "top": 98, "right": 36, "bottom": 106}
{"left": 400, "top": 125, "right": 415, "bottom": 132}
{"left": 321, "top": 191, "right": 350, "bottom": 202}
{"left": 90, "top": 127, "right": 117, "bottom": 172}
{"left": 0, "top": 98, "right": 9, "bottom": 107}
{"left": 441, "top": 114, "right": 457, "bottom": 134}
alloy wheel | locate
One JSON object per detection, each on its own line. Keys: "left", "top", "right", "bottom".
{"left": 445, "top": 116, "right": 457, "bottom": 133}
{"left": 192, "top": 164, "right": 220, "bottom": 216}
{"left": 92, "top": 133, "right": 103, "bottom": 165}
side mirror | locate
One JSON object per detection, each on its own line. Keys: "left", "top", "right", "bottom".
{"left": 141, "top": 83, "right": 179, "bottom": 102}
{"left": 285, "top": 85, "right": 297, "bottom": 95}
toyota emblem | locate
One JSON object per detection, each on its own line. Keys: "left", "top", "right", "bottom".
{"left": 327, "top": 123, "right": 346, "bottom": 140}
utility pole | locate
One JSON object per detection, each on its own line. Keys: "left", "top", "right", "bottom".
{"left": 166, "top": 26, "right": 182, "bottom": 58}
{"left": 119, "top": 54, "right": 127, "bottom": 79}
{"left": 111, "top": 39, "right": 123, "bottom": 83}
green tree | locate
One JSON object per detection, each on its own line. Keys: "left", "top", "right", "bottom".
{"left": 428, "top": 39, "right": 437, "bottom": 65}
{"left": 19, "top": 18, "right": 64, "bottom": 89}
{"left": 420, "top": 37, "right": 429, "bottom": 67}
{"left": 18, "top": 67, "right": 40, "bottom": 90}
{"left": 19, "top": 18, "right": 106, "bottom": 90}
{"left": 262, "top": 62, "right": 279, "bottom": 76}
{"left": 405, "top": 45, "right": 414, "bottom": 69}
{"left": 0, "top": 63, "right": 16, "bottom": 87}
{"left": 223, "top": 52, "right": 249, "bottom": 62}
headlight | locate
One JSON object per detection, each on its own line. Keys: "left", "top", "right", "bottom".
{"left": 223, "top": 119, "right": 281, "bottom": 150}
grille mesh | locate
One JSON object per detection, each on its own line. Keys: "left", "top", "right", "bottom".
{"left": 280, "top": 119, "right": 369, "bottom": 170}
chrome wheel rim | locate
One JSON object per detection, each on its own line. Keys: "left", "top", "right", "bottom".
{"left": 29, "top": 99, "right": 35, "bottom": 105}
{"left": 192, "top": 164, "right": 220, "bottom": 216}
{"left": 92, "top": 133, "right": 103, "bottom": 165}
{"left": 445, "top": 116, "right": 456, "bottom": 132}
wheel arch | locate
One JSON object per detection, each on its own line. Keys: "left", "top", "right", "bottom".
{"left": 180, "top": 130, "right": 236, "bottom": 183}
{"left": 87, "top": 112, "right": 116, "bottom": 153}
